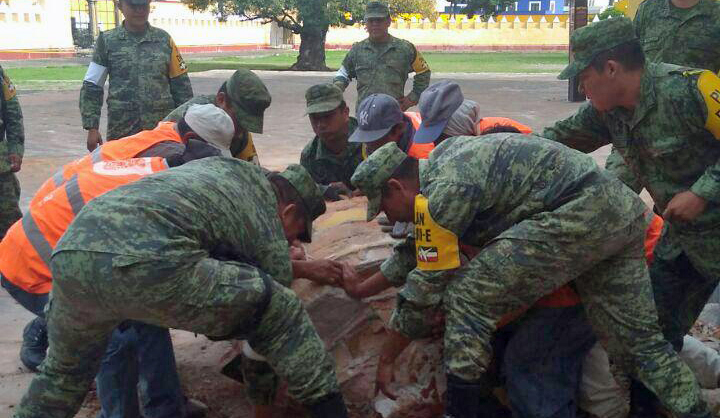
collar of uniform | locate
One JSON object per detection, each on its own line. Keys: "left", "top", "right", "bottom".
{"left": 314, "top": 117, "right": 360, "bottom": 162}
{"left": 661, "top": 0, "right": 716, "bottom": 19}
{"left": 628, "top": 63, "right": 659, "bottom": 129}
{"left": 117, "top": 22, "right": 162, "bottom": 41}
{"left": 362, "top": 35, "right": 398, "bottom": 51}
{"left": 684, "top": 0, "right": 718, "bottom": 20}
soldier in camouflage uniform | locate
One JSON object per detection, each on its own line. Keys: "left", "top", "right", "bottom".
{"left": 165, "top": 69, "right": 270, "bottom": 165}
{"left": 80, "top": 0, "right": 193, "bottom": 151}
{"left": 333, "top": 1, "right": 431, "bottom": 111}
{"left": 0, "top": 65, "right": 23, "bottom": 240}
{"left": 542, "top": 17, "right": 720, "bottom": 418}
{"left": 634, "top": 0, "right": 720, "bottom": 74}
{"left": 604, "top": 0, "right": 720, "bottom": 195}
{"left": 351, "top": 139, "right": 707, "bottom": 418}
{"left": 300, "top": 83, "right": 362, "bottom": 201}
{"left": 13, "top": 161, "right": 349, "bottom": 418}
{"left": 543, "top": 13, "right": 720, "bottom": 358}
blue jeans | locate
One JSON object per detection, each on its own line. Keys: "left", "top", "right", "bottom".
{"left": 2, "top": 275, "right": 185, "bottom": 418}
{"left": 493, "top": 305, "right": 596, "bottom": 418}
{"left": 96, "top": 321, "right": 185, "bottom": 418}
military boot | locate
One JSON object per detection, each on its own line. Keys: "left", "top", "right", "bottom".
{"left": 20, "top": 317, "right": 48, "bottom": 372}
{"left": 306, "top": 392, "right": 349, "bottom": 418}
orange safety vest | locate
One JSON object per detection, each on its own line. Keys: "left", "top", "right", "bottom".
{"left": 476, "top": 117, "right": 533, "bottom": 135}
{"left": 645, "top": 214, "right": 664, "bottom": 265}
{"left": 405, "top": 112, "right": 435, "bottom": 159}
{"left": 35, "top": 122, "right": 183, "bottom": 200}
{"left": 0, "top": 158, "right": 169, "bottom": 294}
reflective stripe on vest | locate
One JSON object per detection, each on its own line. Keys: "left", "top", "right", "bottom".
{"left": 51, "top": 170, "right": 64, "bottom": 189}
{"left": 65, "top": 175, "right": 86, "bottom": 216}
{"left": 91, "top": 147, "right": 103, "bottom": 163}
{"left": 21, "top": 212, "right": 53, "bottom": 268}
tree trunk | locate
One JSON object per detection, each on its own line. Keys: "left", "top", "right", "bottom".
{"left": 290, "top": 25, "right": 330, "bottom": 71}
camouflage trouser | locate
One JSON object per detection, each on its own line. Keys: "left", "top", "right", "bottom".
{"left": 0, "top": 171, "right": 21, "bottom": 239}
{"left": 444, "top": 213, "right": 707, "bottom": 417}
{"left": 14, "top": 250, "right": 339, "bottom": 418}
{"left": 650, "top": 224, "right": 720, "bottom": 351}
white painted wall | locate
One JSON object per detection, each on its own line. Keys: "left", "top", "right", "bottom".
{"left": 0, "top": 0, "right": 74, "bottom": 50}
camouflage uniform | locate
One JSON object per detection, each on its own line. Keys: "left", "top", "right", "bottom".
{"left": 543, "top": 18, "right": 720, "bottom": 356}
{"left": 0, "top": 65, "right": 24, "bottom": 239}
{"left": 164, "top": 69, "right": 271, "bottom": 164}
{"left": 300, "top": 118, "right": 361, "bottom": 189}
{"left": 352, "top": 138, "right": 706, "bottom": 417}
{"left": 333, "top": 2, "right": 431, "bottom": 109}
{"left": 80, "top": 23, "right": 193, "bottom": 140}
{"left": 606, "top": 0, "right": 720, "bottom": 196}
{"left": 14, "top": 159, "right": 341, "bottom": 418}
{"left": 635, "top": 0, "right": 720, "bottom": 73}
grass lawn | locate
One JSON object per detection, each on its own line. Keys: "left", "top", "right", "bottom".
{"left": 187, "top": 50, "right": 568, "bottom": 73}
{"left": 5, "top": 51, "right": 567, "bottom": 90}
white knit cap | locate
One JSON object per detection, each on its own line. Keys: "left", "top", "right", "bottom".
{"left": 184, "top": 104, "right": 235, "bottom": 151}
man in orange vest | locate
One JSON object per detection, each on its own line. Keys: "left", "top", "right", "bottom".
{"left": 413, "top": 80, "right": 532, "bottom": 147}
{"left": 0, "top": 104, "right": 234, "bottom": 418}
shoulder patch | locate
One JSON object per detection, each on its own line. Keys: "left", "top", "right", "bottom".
{"left": 414, "top": 194, "right": 460, "bottom": 271}
{"left": 168, "top": 39, "right": 188, "bottom": 78}
{"left": 697, "top": 70, "right": 720, "bottom": 139}
{"left": 2, "top": 71, "right": 16, "bottom": 101}
{"left": 412, "top": 50, "right": 430, "bottom": 75}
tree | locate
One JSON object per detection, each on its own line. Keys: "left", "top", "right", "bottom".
{"left": 597, "top": 6, "right": 625, "bottom": 19}
{"left": 446, "top": 0, "right": 515, "bottom": 20}
{"left": 182, "top": 0, "right": 436, "bottom": 71}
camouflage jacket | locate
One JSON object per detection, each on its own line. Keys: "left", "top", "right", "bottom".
{"left": 635, "top": 0, "right": 720, "bottom": 73}
{"left": 0, "top": 65, "right": 24, "bottom": 173}
{"left": 383, "top": 134, "right": 646, "bottom": 339}
{"left": 543, "top": 63, "right": 720, "bottom": 231}
{"left": 55, "top": 157, "right": 293, "bottom": 286}
{"left": 300, "top": 117, "right": 361, "bottom": 188}
{"left": 164, "top": 95, "right": 258, "bottom": 163}
{"left": 333, "top": 35, "right": 431, "bottom": 108}
{"left": 80, "top": 23, "right": 194, "bottom": 140}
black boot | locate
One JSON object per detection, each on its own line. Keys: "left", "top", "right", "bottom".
{"left": 20, "top": 317, "right": 48, "bottom": 372}
{"left": 306, "top": 392, "right": 349, "bottom": 418}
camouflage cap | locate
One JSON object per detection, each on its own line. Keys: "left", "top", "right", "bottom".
{"left": 278, "top": 164, "right": 326, "bottom": 243}
{"left": 305, "top": 83, "right": 345, "bottom": 115}
{"left": 226, "top": 69, "right": 272, "bottom": 134}
{"left": 351, "top": 142, "right": 407, "bottom": 221}
{"left": 366, "top": 1, "right": 390, "bottom": 19}
{"left": 558, "top": 17, "right": 637, "bottom": 80}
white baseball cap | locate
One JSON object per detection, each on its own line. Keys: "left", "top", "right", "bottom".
{"left": 184, "top": 104, "right": 235, "bottom": 151}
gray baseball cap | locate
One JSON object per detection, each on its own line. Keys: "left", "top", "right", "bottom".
{"left": 414, "top": 80, "right": 464, "bottom": 144}
{"left": 349, "top": 94, "right": 404, "bottom": 143}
